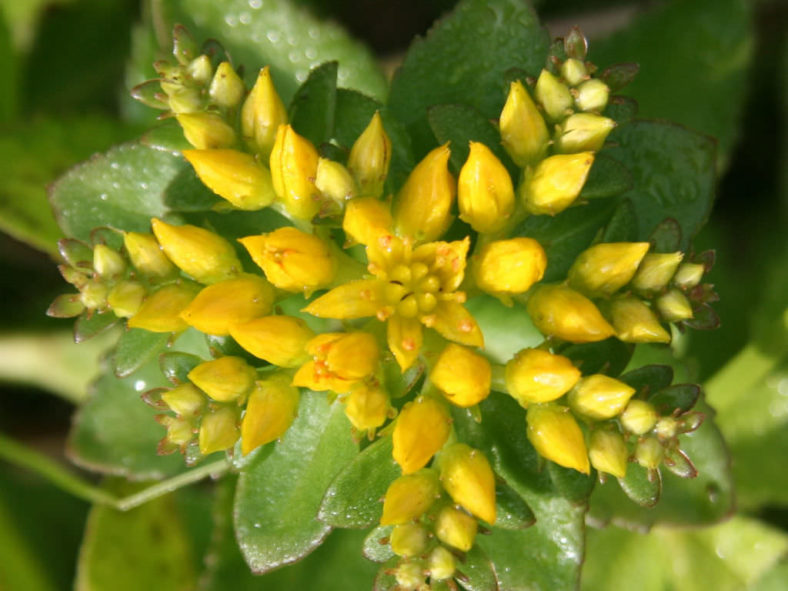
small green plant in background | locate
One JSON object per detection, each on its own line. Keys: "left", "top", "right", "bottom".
{"left": 0, "top": 1, "right": 786, "bottom": 590}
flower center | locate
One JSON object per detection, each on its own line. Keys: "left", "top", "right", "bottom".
{"left": 383, "top": 261, "right": 441, "bottom": 318}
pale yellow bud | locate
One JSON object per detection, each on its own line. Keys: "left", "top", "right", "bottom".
{"left": 107, "top": 280, "right": 146, "bottom": 318}
{"left": 187, "top": 55, "right": 212, "bottom": 85}
{"left": 395, "top": 561, "right": 425, "bottom": 591}
{"left": 162, "top": 382, "right": 205, "bottom": 417}
{"left": 499, "top": 80, "right": 549, "bottom": 166}
{"left": 163, "top": 416, "right": 194, "bottom": 447}
{"left": 656, "top": 288, "right": 694, "bottom": 322}
{"left": 80, "top": 280, "right": 107, "bottom": 310}
{"left": 589, "top": 429, "right": 628, "bottom": 478}
{"left": 241, "top": 373, "right": 300, "bottom": 454}
{"left": 393, "top": 396, "right": 451, "bottom": 474}
{"left": 151, "top": 218, "right": 241, "bottom": 284}
{"left": 199, "top": 406, "right": 240, "bottom": 455}
{"left": 568, "top": 242, "right": 650, "bottom": 296}
{"left": 167, "top": 87, "right": 203, "bottom": 114}
{"left": 176, "top": 112, "right": 237, "bottom": 149}
{"left": 230, "top": 315, "right": 314, "bottom": 367}
{"left": 209, "top": 61, "right": 245, "bottom": 109}
{"left": 561, "top": 58, "right": 587, "bottom": 86}
{"left": 523, "top": 152, "right": 594, "bottom": 216}
{"left": 568, "top": 374, "right": 636, "bottom": 420}
{"left": 427, "top": 546, "right": 456, "bottom": 581}
{"left": 127, "top": 282, "right": 199, "bottom": 333}
{"left": 673, "top": 262, "right": 705, "bottom": 289}
{"left": 439, "top": 443, "right": 496, "bottom": 524}
{"left": 182, "top": 149, "right": 275, "bottom": 210}
{"left": 342, "top": 197, "right": 392, "bottom": 246}
{"left": 393, "top": 144, "right": 455, "bottom": 243}
{"left": 472, "top": 238, "right": 546, "bottom": 298}
{"left": 635, "top": 437, "right": 664, "bottom": 470}
{"left": 187, "top": 356, "right": 257, "bottom": 402}
{"left": 526, "top": 404, "right": 590, "bottom": 474}
{"left": 269, "top": 124, "right": 320, "bottom": 220}
{"left": 655, "top": 416, "right": 678, "bottom": 440}
{"left": 391, "top": 524, "right": 429, "bottom": 558}
{"left": 179, "top": 274, "right": 275, "bottom": 336}
{"left": 239, "top": 227, "right": 336, "bottom": 295}
{"left": 380, "top": 469, "right": 440, "bottom": 525}
{"left": 556, "top": 113, "right": 616, "bottom": 153}
{"left": 505, "top": 348, "right": 581, "bottom": 405}
{"left": 430, "top": 343, "right": 491, "bottom": 408}
{"left": 315, "top": 157, "right": 357, "bottom": 202}
{"left": 123, "top": 232, "right": 177, "bottom": 278}
{"left": 241, "top": 66, "right": 288, "bottom": 158}
{"left": 526, "top": 284, "right": 615, "bottom": 343}
{"left": 457, "top": 142, "right": 515, "bottom": 233}
{"left": 608, "top": 297, "right": 671, "bottom": 343}
{"left": 535, "top": 69, "right": 573, "bottom": 121}
{"left": 631, "top": 252, "right": 684, "bottom": 292}
{"left": 575, "top": 78, "right": 610, "bottom": 112}
{"left": 347, "top": 111, "right": 391, "bottom": 197}
{"left": 344, "top": 383, "right": 390, "bottom": 432}
{"left": 620, "top": 400, "right": 658, "bottom": 435}
{"left": 435, "top": 505, "right": 477, "bottom": 552}
{"left": 93, "top": 244, "right": 125, "bottom": 278}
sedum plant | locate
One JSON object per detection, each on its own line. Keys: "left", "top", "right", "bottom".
{"left": 33, "top": 0, "right": 746, "bottom": 588}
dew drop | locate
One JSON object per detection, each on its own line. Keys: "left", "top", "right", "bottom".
{"left": 134, "top": 380, "right": 147, "bottom": 392}
{"left": 305, "top": 47, "right": 317, "bottom": 60}
{"left": 225, "top": 14, "right": 238, "bottom": 27}
{"left": 267, "top": 30, "right": 280, "bottom": 43}
{"left": 99, "top": 193, "right": 107, "bottom": 201}
{"left": 239, "top": 12, "right": 251, "bottom": 25}
{"left": 308, "top": 26, "right": 319, "bottom": 39}
{"left": 295, "top": 70, "right": 307, "bottom": 82}
{"left": 249, "top": 0, "right": 262, "bottom": 8}
{"left": 110, "top": 162, "right": 120, "bottom": 170}
{"left": 288, "top": 50, "right": 301, "bottom": 63}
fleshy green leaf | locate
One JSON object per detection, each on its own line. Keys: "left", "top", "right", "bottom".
{"left": 112, "top": 328, "right": 171, "bottom": 378}
{"left": 318, "top": 435, "right": 399, "bottom": 529}
{"left": 647, "top": 384, "right": 701, "bottom": 415}
{"left": 580, "top": 155, "right": 633, "bottom": 200}
{"left": 163, "top": 166, "right": 222, "bottom": 212}
{"left": 465, "top": 295, "right": 543, "bottom": 364}
{"left": 159, "top": 351, "right": 204, "bottom": 386}
{"left": 234, "top": 394, "right": 358, "bottom": 573}
{"left": 494, "top": 483, "right": 535, "bottom": 530}
{"left": 617, "top": 463, "right": 661, "bottom": 508}
{"left": 289, "top": 61, "right": 338, "bottom": 147}
{"left": 74, "top": 311, "right": 119, "bottom": 344}
{"left": 362, "top": 525, "right": 394, "bottom": 564}
{"left": 388, "top": 0, "right": 549, "bottom": 157}
{"left": 619, "top": 364, "right": 675, "bottom": 396}
{"left": 560, "top": 338, "right": 634, "bottom": 377}
{"left": 457, "top": 545, "right": 497, "bottom": 591}
{"left": 600, "top": 198, "right": 638, "bottom": 242}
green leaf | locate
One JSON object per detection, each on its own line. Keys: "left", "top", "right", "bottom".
{"left": 605, "top": 120, "right": 717, "bottom": 251}
{"left": 580, "top": 155, "right": 633, "bottom": 200}
{"left": 619, "top": 364, "right": 674, "bottom": 397}
{"left": 362, "top": 525, "right": 394, "bottom": 564}
{"left": 617, "top": 463, "right": 661, "bottom": 508}
{"left": 600, "top": 198, "right": 637, "bottom": 242}
{"left": 75, "top": 481, "right": 196, "bottom": 591}
{"left": 163, "top": 166, "right": 222, "bottom": 212}
{"left": 457, "top": 545, "right": 497, "bottom": 591}
{"left": 234, "top": 394, "right": 358, "bottom": 573}
{"left": 0, "top": 8, "right": 16, "bottom": 122}
{"left": 112, "top": 328, "right": 171, "bottom": 378}
{"left": 388, "top": 0, "right": 549, "bottom": 157}
{"left": 159, "top": 351, "right": 204, "bottom": 385}
{"left": 591, "top": 0, "right": 753, "bottom": 168}
{"left": 647, "top": 383, "right": 701, "bottom": 415}
{"left": 74, "top": 311, "right": 119, "bottom": 343}
{"left": 289, "top": 61, "right": 338, "bottom": 146}
{"left": 560, "top": 338, "right": 634, "bottom": 377}
{"left": 465, "top": 295, "right": 543, "bottom": 364}
{"left": 319, "top": 435, "right": 399, "bottom": 529}
{"left": 49, "top": 142, "right": 185, "bottom": 242}
{"left": 494, "top": 483, "right": 535, "bottom": 530}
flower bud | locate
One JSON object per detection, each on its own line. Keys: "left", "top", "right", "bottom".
{"left": 505, "top": 348, "right": 581, "bottom": 405}
{"left": 427, "top": 546, "right": 456, "bottom": 581}
{"left": 123, "top": 232, "right": 177, "bottom": 278}
{"left": 499, "top": 80, "right": 549, "bottom": 166}
{"left": 239, "top": 227, "right": 336, "bottom": 295}
{"left": 656, "top": 288, "right": 694, "bottom": 322}
{"left": 575, "top": 78, "right": 610, "bottom": 112}
{"left": 187, "top": 55, "right": 212, "bottom": 85}
{"left": 347, "top": 111, "right": 391, "bottom": 197}
{"left": 393, "top": 144, "right": 455, "bottom": 243}
{"left": 179, "top": 274, "right": 275, "bottom": 336}
{"left": 209, "top": 61, "right": 245, "bottom": 109}
{"left": 526, "top": 404, "right": 590, "bottom": 474}
{"left": 167, "top": 87, "right": 203, "bottom": 114}
{"left": 672, "top": 262, "right": 705, "bottom": 289}
{"left": 631, "top": 252, "right": 684, "bottom": 292}
{"left": 522, "top": 152, "right": 594, "bottom": 216}
{"left": 182, "top": 149, "right": 276, "bottom": 210}
{"left": 315, "top": 157, "right": 357, "bottom": 203}
{"left": 344, "top": 383, "right": 390, "bottom": 432}
{"left": 391, "top": 524, "right": 429, "bottom": 558}
{"left": 80, "top": 280, "right": 108, "bottom": 310}
{"left": 556, "top": 113, "right": 616, "bottom": 153}
{"left": 187, "top": 356, "right": 257, "bottom": 402}
{"left": 430, "top": 344, "right": 491, "bottom": 408}
{"left": 457, "top": 142, "right": 515, "bottom": 233}
{"left": 393, "top": 396, "right": 451, "bottom": 474}
{"left": 561, "top": 58, "right": 588, "bottom": 86}
{"left": 589, "top": 429, "right": 628, "bottom": 478}
{"left": 269, "top": 124, "right": 320, "bottom": 220}
{"left": 93, "top": 244, "right": 126, "bottom": 278}
{"left": 655, "top": 416, "right": 678, "bottom": 440}
{"left": 472, "top": 238, "right": 546, "bottom": 299}
{"left": 199, "top": 406, "right": 240, "bottom": 455}
{"left": 435, "top": 505, "right": 477, "bottom": 552}
{"left": 47, "top": 294, "right": 85, "bottom": 318}
{"left": 635, "top": 436, "right": 664, "bottom": 470}
{"left": 151, "top": 218, "right": 241, "bottom": 284}
{"left": 568, "top": 242, "right": 650, "bottom": 296}
{"left": 162, "top": 382, "right": 205, "bottom": 417}
{"left": 162, "top": 416, "right": 194, "bottom": 447}
{"left": 230, "top": 315, "right": 314, "bottom": 367}
{"left": 342, "top": 197, "right": 392, "bottom": 246}
{"left": 620, "top": 400, "right": 658, "bottom": 435}
{"left": 526, "top": 284, "right": 615, "bottom": 343}
{"left": 241, "top": 373, "right": 300, "bottom": 454}
{"left": 107, "top": 280, "right": 146, "bottom": 318}
{"left": 439, "top": 443, "right": 496, "bottom": 524}
{"left": 293, "top": 331, "right": 380, "bottom": 393}
{"left": 535, "top": 69, "right": 573, "bottom": 121}
{"left": 128, "top": 282, "right": 200, "bottom": 332}
{"left": 176, "top": 112, "right": 237, "bottom": 149}
{"left": 241, "top": 66, "right": 288, "bottom": 158}
{"left": 380, "top": 469, "right": 440, "bottom": 525}
{"left": 395, "top": 561, "right": 425, "bottom": 591}
{"left": 608, "top": 297, "right": 671, "bottom": 343}
{"left": 568, "top": 374, "right": 636, "bottom": 420}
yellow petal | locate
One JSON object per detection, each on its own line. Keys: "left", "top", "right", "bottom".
{"left": 526, "top": 284, "right": 614, "bottom": 343}
{"left": 342, "top": 197, "right": 392, "bottom": 246}
{"left": 567, "top": 242, "right": 650, "bottom": 296}
{"left": 303, "top": 279, "right": 386, "bottom": 319}
{"left": 188, "top": 356, "right": 257, "bottom": 402}
{"left": 589, "top": 429, "right": 628, "bottom": 478}
{"left": 435, "top": 505, "right": 477, "bottom": 552}
{"left": 499, "top": 80, "right": 549, "bottom": 166}
{"left": 344, "top": 383, "right": 390, "bottom": 432}
{"left": 387, "top": 315, "right": 423, "bottom": 371}
{"left": 380, "top": 469, "right": 440, "bottom": 525}
{"left": 430, "top": 343, "right": 491, "bottom": 408}
{"left": 182, "top": 149, "right": 275, "bottom": 210}
{"left": 348, "top": 111, "right": 391, "bottom": 197}
{"left": 430, "top": 301, "right": 484, "bottom": 348}
{"left": 127, "top": 282, "right": 200, "bottom": 333}
{"left": 472, "top": 238, "right": 546, "bottom": 296}
{"left": 392, "top": 396, "right": 451, "bottom": 474}
{"left": 230, "top": 315, "right": 313, "bottom": 367}
{"left": 526, "top": 404, "right": 589, "bottom": 474}
{"left": 457, "top": 141, "right": 515, "bottom": 233}
{"left": 241, "top": 374, "right": 300, "bottom": 455}
{"left": 505, "top": 348, "right": 580, "bottom": 405}
{"left": 438, "top": 443, "right": 497, "bottom": 524}
{"left": 413, "top": 237, "right": 469, "bottom": 292}
{"left": 199, "top": 407, "right": 240, "bottom": 455}
{"left": 567, "top": 374, "right": 636, "bottom": 420}
{"left": 241, "top": 66, "right": 288, "bottom": 158}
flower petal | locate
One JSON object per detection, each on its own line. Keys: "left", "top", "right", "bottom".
{"left": 303, "top": 279, "right": 385, "bottom": 319}
{"left": 430, "top": 302, "right": 484, "bottom": 347}
{"left": 413, "top": 237, "right": 469, "bottom": 292}
{"left": 388, "top": 315, "right": 423, "bottom": 371}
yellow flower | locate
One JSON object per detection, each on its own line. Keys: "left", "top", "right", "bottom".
{"left": 241, "top": 373, "right": 300, "bottom": 455}
{"left": 589, "top": 429, "right": 628, "bottom": 478}
{"left": 620, "top": 400, "right": 658, "bottom": 435}
{"left": 430, "top": 343, "right": 491, "bottom": 408}
{"left": 187, "top": 356, "right": 257, "bottom": 402}
{"left": 631, "top": 252, "right": 684, "bottom": 292}
{"left": 176, "top": 112, "right": 236, "bottom": 149}
{"left": 526, "top": 284, "right": 614, "bottom": 343}
{"left": 457, "top": 141, "right": 515, "bottom": 233}
{"left": 656, "top": 288, "right": 694, "bottom": 322}
{"left": 348, "top": 111, "right": 391, "bottom": 198}
{"left": 499, "top": 80, "right": 549, "bottom": 166}
{"left": 123, "top": 232, "right": 177, "bottom": 278}
{"left": 534, "top": 69, "right": 573, "bottom": 121}
{"left": 555, "top": 113, "right": 616, "bottom": 153}
{"left": 438, "top": 443, "right": 497, "bottom": 524}
{"left": 107, "top": 280, "right": 146, "bottom": 318}
{"left": 230, "top": 315, "right": 314, "bottom": 367}
{"left": 344, "top": 383, "right": 390, "bottom": 433}
{"left": 392, "top": 396, "right": 451, "bottom": 474}
{"left": 526, "top": 404, "right": 590, "bottom": 474}
{"left": 522, "top": 152, "right": 595, "bottom": 216}
{"left": 241, "top": 66, "right": 288, "bottom": 159}
{"left": 635, "top": 437, "right": 664, "bottom": 470}
{"left": 575, "top": 78, "right": 610, "bottom": 112}
{"left": 162, "top": 382, "right": 206, "bottom": 417}
{"left": 128, "top": 282, "right": 200, "bottom": 333}
{"left": 471, "top": 238, "right": 546, "bottom": 301}
{"left": 427, "top": 546, "right": 456, "bottom": 582}
{"left": 505, "top": 348, "right": 581, "bottom": 405}
{"left": 292, "top": 331, "right": 379, "bottom": 394}
{"left": 567, "top": 374, "right": 636, "bottom": 420}
{"left": 92, "top": 244, "right": 125, "bottom": 278}
{"left": 380, "top": 469, "right": 440, "bottom": 525}
{"left": 199, "top": 406, "right": 240, "bottom": 455}
{"left": 434, "top": 505, "right": 477, "bottom": 552}
{"left": 269, "top": 124, "right": 320, "bottom": 220}
{"left": 342, "top": 197, "right": 392, "bottom": 246}
{"left": 391, "top": 524, "right": 429, "bottom": 557}
{"left": 568, "top": 242, "right": 650, "bottom": 296}
{"left": 208, "top": 61, "right": 245, "bottom": 109}
{"left": 315, "top": 157, "right": 357, "bottom": 204}
{"left": 607, "top": 297, "right": 671, "bottom": 343}
{"left": 304, "top": 234, "right": 482, "bottom": 370}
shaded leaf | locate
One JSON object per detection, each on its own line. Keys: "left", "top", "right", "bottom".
{"left": 362, "top": 525, "right": 394, "bottom": 564}
{"left": 600, "top": 198, "right": 637, "bottom": 242}
{"left": 159, "top": 351, "right": 204, "bottom": 385}
{"left": 648, "top": 384, "right": 701, "bottom": 415}
{"left": 617, "top": 463, "right": 661, "bottom": 508}
{"left": 464, "top": 295, "right": 543, "bottom": 364}
{"left": 74, "top": 311, "right": 119, "bottom": 343}
{"left": 494, "top": 483, "right": 535, "bottom": 530}
{"left": 112, "top": 328, "right": 170, "bottom": 378}
{"left": 560, "top": 338, "right": 634, "bottom": 377}
{"left": 289, "top": 61, "right": 338, "bottom": 146}
{"left": 580, "top": 155, "right": 632, "bottom": 200}
{"left": 619, "top": 365, "right": 674, "bottom": 397}
{"left": 457, "top": 545, "right": 498, "bottom": 591}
